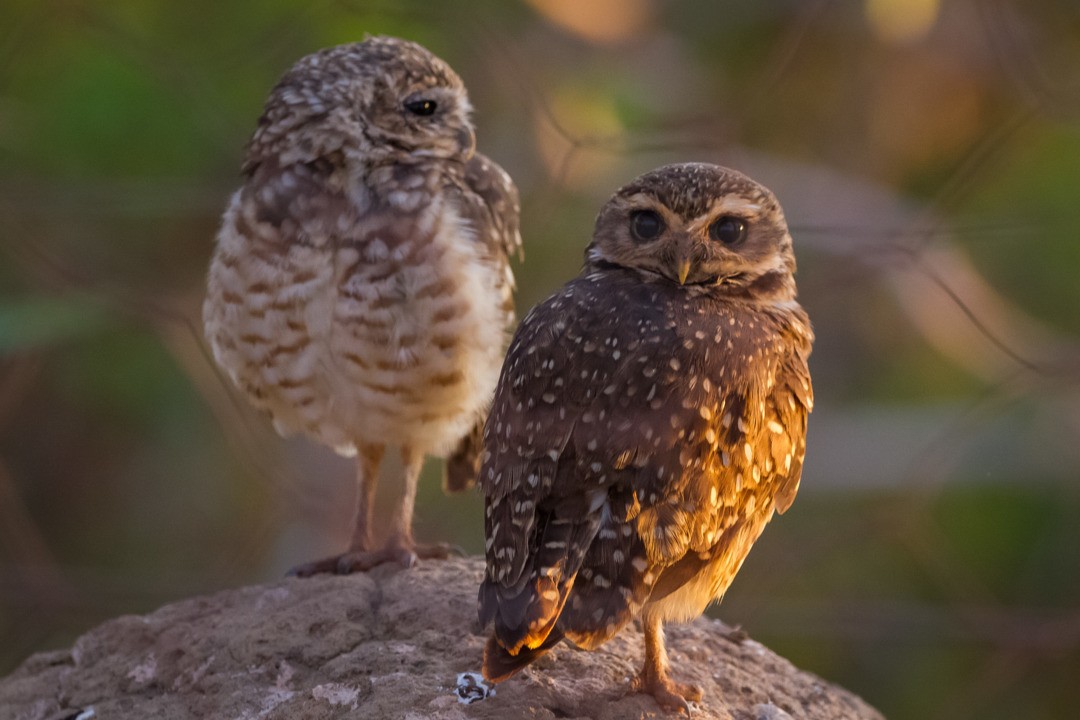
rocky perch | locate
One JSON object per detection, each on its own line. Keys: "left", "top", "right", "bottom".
{"left": 0, "top": 557, "right": 883, "bottom": 720}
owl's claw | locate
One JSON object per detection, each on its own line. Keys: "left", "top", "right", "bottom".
{"left": 286, "top": 540, "right": 461, "bottom": 577}
{"left": 630, "top": 671, "right": 702, "bottom": 716}
{"left": 286, "top": 550, "right": 387, "bottom": 577}
{"left": 413, "top": 541, "right": 465, "bottom": 559}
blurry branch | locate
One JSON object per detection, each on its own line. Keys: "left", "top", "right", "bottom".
{"left": 796, "top": 218, "right": 1077, "bottom": 388}
{"left": 978, "top": 0, "right": 1080, "bottom": 120}
{"left": 887, "top": 244, "right": 1050, "bottom": 377}
{"left": 740, "top": 0, "right": 835, "bottom": 129}
{"left": 903, "top": 107, "right": 1035, "bottom": 254}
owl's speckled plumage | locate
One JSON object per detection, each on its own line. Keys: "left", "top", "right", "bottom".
{"left": 478, "top": 163, "right": 812, "bottom": 713}
{"left": 204, "top": 37, "right": 520, "bottom": 574}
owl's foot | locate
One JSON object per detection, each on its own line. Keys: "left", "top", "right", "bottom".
{"left": 286, "top": 541, "right": 462, "bottom": 577}
{"left": 286, "top": 548, "right": 405, "bottom": 576}
{"left": 373, "top": 539, "right": 463, "bottom": 569}
{"left": 286, "top": 549, "right": 387, "bottom": 577}
{"left": 630, "top": 671, "right": 702, "bottom": 716}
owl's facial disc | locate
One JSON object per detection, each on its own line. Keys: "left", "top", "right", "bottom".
{"left": 394, "top": 85, "right": 475, "bottom": 159}
{"left": 586, "top": 163, "right": 797, "bottom": 302}
{"left": 678, "top": 190, "right": 791, "bottom": 289}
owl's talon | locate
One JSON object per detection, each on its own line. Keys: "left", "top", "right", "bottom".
{"left": 630, "top": 672, "right": 700, "bottom": 716}
{"left": 286, "top": 549, "right": 387, "bottom": 577}
{"left": 381, "top": 540, "right": 460, "bottom": 566}
{"left": 412, "top": 541, "right": 459, "bottom": 560}
{"left": 286, "top": 555, "right": 346, "bottom": 578}
{"left": 335, "top": 550, "right": 386, "bottom": 574}
{"left": 287, "top": 538, "right": 460, "bottom": 577}
{"left": 386, "top": 546, "right": 419, "bottom": 569}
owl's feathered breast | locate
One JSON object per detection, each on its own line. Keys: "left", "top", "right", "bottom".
{"left": 204, "top": 154, "right": 519, "bottom": 456}
{"left": 484, "top": 264, "right": 811, "bottom": 502}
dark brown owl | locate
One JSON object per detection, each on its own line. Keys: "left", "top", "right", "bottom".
{"left": 204, "top": 37, "right": 520, "bottom": 575}
{"left": 477, "top": 163, "right": 813, "bottom": 713}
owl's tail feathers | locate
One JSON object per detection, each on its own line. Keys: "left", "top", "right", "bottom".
{"left": 479, "top": 507, "right": 601, "bottom": 655}
{"left": 478, "top": 572, "right": 573, "bottom": 657}
{"left": 482, "top": 629, "right": 565, "bottom": 683}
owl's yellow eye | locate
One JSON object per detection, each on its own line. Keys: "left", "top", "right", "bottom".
{"left": 404, "top": 99, "right": 438, "bottom": 116}
{"left": 709, "top": 216, "right": 747, "bottom": 245}
{"left": 630, "top": 210, "right": 664, "bottom": 241}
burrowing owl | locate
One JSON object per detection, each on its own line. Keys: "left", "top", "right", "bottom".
{"left": 478, "top": 163, "right": 812, "bottom": 713}
{"left": 204, "top": 37, "right": 520, "bottom": 575}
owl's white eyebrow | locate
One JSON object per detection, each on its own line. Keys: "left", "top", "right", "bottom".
{"left": 710, "top": 198, "right": 762, "bottom": 216}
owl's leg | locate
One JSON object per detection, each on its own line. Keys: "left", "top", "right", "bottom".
{"left": 288, "top": 443, "right": 385, "bottom": 576}
{"left": 378, "top": 444, "right": 456, "bottom": 567}
{"left": 630, "top": 611, "right": 703, "bottom": 716}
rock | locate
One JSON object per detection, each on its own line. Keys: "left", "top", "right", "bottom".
{"left": 0, "top": 557, "right": 884, "bottom": 719}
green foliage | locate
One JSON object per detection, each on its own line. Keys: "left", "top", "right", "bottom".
{"left": 0, "top": 296, "right": 115, "bottom": 353}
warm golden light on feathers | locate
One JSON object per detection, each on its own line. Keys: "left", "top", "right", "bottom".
{"left": 478, "top": 163, "right": 813, "bottom": 712}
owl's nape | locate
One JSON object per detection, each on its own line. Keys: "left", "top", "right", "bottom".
{"left": 204, "top": 36, "right": 520, "bottom": 578}
{"left": 478, "top": 163, "right": 812, "bottom": 714}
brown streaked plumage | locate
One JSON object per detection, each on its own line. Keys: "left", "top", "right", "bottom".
{"left": 478, "top": 163, "right": 813, "bottom": 714}
{"left": 204, "top": 36, "right": 520, "bottom": 575}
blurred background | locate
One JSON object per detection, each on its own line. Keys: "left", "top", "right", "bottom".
{"left": 2, "top": 0, "right": 1079, "bottom": 717}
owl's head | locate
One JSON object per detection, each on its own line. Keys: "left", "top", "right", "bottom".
{"left": 586, "top": 163, "right": 798, "bottom": 302}
{"left": 246, "top": 36, "right": 475, "bottom": 170}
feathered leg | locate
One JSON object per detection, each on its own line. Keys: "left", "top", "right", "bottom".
{"left": 630, "top": 611, "right": 702, "bottom": 716}
{"left": 289, "top": 443, "right": 385, "bottom": 576}
{"left": 379, "top": 444, "right": 454, "bottom": 567}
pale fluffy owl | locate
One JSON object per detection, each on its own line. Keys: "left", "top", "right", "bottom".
{"left": 204, "top": 36, "right": 520, "bottom": 575}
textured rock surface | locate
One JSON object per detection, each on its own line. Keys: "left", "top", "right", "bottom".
{"left": 0, "top": 557, "right": 884, "bottom": 719}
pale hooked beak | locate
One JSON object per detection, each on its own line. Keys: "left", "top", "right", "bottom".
{"left": 677, "top": 258, "right": 692, "bottom": 285}
{"left": 458, "top": 126, "right": 477, "bottom": 160}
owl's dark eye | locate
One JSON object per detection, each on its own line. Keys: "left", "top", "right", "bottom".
{"left": 709, "top": 216, "right": 747, "bottom": 245}
{"left": 404, "top": 99, "right": 438, "bottom": 116}
{"left": 630, "top": 210, "right": 664, "bottom": 241}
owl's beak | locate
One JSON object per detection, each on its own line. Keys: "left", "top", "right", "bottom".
{"left": 458, "top": 127, "right": 477, "bottom": 160}
{"left": 676, "top": 258, "right": 692, "bottom": 285}
{"left": 674, "top": 235, "right": 701, "bottom": 284}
